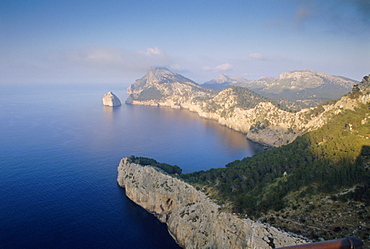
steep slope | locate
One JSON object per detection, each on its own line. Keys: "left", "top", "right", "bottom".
{"left": 243, "top": 70, "right": 357, "bottom": 107}
{"left": 126, "top": 69, "right": 368, "bottom": 147}
{"left": 120, "top": 75, "right": 370, "bottom": 247}
{"left": 202, "top": 70, "right": 358, "bottom": 110}
{"left": 117, "top": 157, "right": 307, "bottom": 248}
{"left": 181, "top": 75, "right": 370, "bottom": 246}
{"left": 102, "top": 92, "right": 121, "bottom": 107}
{"left": 126, "top": 67, "right": 216, "bottom": 108}
{"left": 255, "top": 69, "right": 356, "bottom": 92}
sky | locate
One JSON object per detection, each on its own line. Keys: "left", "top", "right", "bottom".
{"left": 1, "top": 0, "right": 369, "bottom": 86}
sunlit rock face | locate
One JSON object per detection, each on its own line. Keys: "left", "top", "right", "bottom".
{"left": 126, "top": 68, "right": 369, "bottom": 147}
{"left": 117, "top": 158, "right": 308, "bottom": 249}
{"left": 102, "top": 92, "right": 121, "bottom": 107}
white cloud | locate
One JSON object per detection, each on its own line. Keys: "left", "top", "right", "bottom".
{"left": 51, "top": 46, "right": 172, "bottom": 72}
{"left": 202, "top": 63, "right": 233, "bottom": 72}
{"left": 139, "top": 47, "right": 165, "bottom": 56}
{"left": 61, "top": 47, "right": 123, "bottom": 65}
{"left": 2, "top": 46, "right": 175, "bottom": 83}
{"left": 215, "top": 63, "right": 233, "bottom": 71}
{"left": 202, "top": 66, "right": 212, "bottom": 71}
{"left": 248, "top": 53, "right": 267, "bottom": 60}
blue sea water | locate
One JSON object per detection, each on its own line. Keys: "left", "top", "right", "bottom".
{"left": 0, "top": 84, "right": 264, "bottom": 248}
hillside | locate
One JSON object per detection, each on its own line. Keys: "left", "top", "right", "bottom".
{"left": 181, "top": 75, "right": 370, "bottom": 246}
{"left": 202, "top": 70, "right": 358, "bottom": 110}
{"left": 117, "top": 157, "right": 307, "bottom": 248}
{"left": 123, "top": 73, "right": 370, "bottom": 246}
{"left": 126, "top": 68, "right": 367, "bottom": 147}
{"left": 126, "top": 67, "right": 216, "bottom": 108}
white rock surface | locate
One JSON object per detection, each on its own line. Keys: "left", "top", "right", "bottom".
{"left": 126, "top": 69, "right": 370, "bottom": 147}
{"left": 102, "top": 92, "right": 121, "bottom": 107}
{"left": 117, "top": 158, "right": 308, "bottom": 249}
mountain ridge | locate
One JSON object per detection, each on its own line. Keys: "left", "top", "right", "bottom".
{"left": 125, "top": 68, "right": 368, "bottom": 147}
{"left": 121, "top": 71, "right": 370, "bottom": 247}
{"left": 202, "top": 69, "right": 358, "bottom": 109}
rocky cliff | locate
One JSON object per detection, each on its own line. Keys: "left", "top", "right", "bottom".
{"left": 126, "top": 67, "right": 215, "bottom": 109}
{"left": 102, "top": 92, "right": 121, "bottom": 107}
{"left": 126, "top": 69, "right": 370, "bottom": 147}
{"left": 203, "top": 69, "right": 357, "bottom": 102}
{"left": 117, "top": 158, "right": 308, "bottom": 249}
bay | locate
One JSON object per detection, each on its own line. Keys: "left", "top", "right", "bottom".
{"left": 0, "top": 83, "right": 264, "bottom": 248}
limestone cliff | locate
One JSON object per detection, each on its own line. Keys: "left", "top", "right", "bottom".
{"left": 117, "top": 158, "right": 308, "bottom": 249}
{"left": 102, "top": 92, "right": 121, "bottom": 107}
{"left": 206, "top": 69, "right": 356, "bottom": 91}
{"left": 126, "top": 67, "right": 215, "bottom": 109}
{"left": 126, "top": 69, "right": 370, "bottom": 147}
{"left": 203, "top": 70, "right": 357, "bottom": 102}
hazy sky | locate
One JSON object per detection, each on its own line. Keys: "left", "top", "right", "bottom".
{"left": 1, "top": 0, "right": 369, "bottom": 85}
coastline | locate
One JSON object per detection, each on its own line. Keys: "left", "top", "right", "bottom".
{"left": 117, "top": 158, "right": 308, "bottom": 248}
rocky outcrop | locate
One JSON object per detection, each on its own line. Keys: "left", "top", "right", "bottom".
{"left": 277, "top": 69, "right": 356, "bottom": 88}
{"left": 242, "top": 69, "right": 357, "bottom": 95}
{"left": 126, "top": 67, "right": 215, "bottom": 109}
{"left": 117, "top": 158, "right": 308, "bottom": 249}
{"left": 202, "top": 70, "right": 357, "bottom": 102}
{"left": 126, "top": 69, "right": 369, "bottom": 147}
{"left": 102, "top": 92, "right": 121, "bottom": 107}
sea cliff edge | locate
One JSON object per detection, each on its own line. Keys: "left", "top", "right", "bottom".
{"left": 117, "top": 158, "right": 307, "bottom": 249}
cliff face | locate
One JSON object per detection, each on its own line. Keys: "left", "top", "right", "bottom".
{"left": 277, "top": 69, "right": 356, "bottom": 90}
{"left": 126, "top": 67, "right": 215, "bottom": 109}
{"left": 102, "top": 92, "right": 121, "bottom": 107}
{"left": 202, "top": 70, "right": 358, "bottom": 110}
{"left": 126, "top": 69, "right": 370, "bottom": 147}
{"left": 117, "top": 158, "right": 307, "bottom": 249}
{"left": 203, "top": 70, "right": 357, "bottom": 92}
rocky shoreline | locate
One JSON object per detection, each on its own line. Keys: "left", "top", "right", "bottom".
{"left": 125, "top": 68, "right": 368, "bottom": 147}
{"left": 117, "top": 158, "right": 308, "bottom": 248}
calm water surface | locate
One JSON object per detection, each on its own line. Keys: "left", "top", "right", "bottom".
{"left": 0, "top": 84, "right": 264, "bottom": 248}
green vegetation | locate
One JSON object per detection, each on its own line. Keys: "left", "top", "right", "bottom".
{"left": 181, "top": 102, "right": 370, "bottom": 217}
{"left": 303, "top": 104, "right": 327, "bottom": 119}
{"left": 229, "top": 86, "right": 296, "bottom": 112}
{"left": 127, "top": 155, "right": 182, "bottom": 175}
{"left": 180, "top": 98, "right": 370, "bottom": 243}
{"left": 127, "top": 75, "right": 370, "bottom": 244}
{"left": 231, "top": 86, "right": 272, "bottom": 109}
{"left": 137, "top": 87, "right": 164, "bottom": 101}
{"left": 203, "top": 101, "right": 222, "bottom": 113}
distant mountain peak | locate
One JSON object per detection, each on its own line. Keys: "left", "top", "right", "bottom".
{"left": 211, "top": 74, "right": 231, "bottom": 84}
{"left": 279, "top": 69, "right": 321, "bottom": 80}
{"left": 218, "top": 73, "right": 231, "bottom": 81}
{"left": 202, "top": 74, "right": 249, "bottom": 88}
{"left": 126, "top": 67, "right": 208, "bottom": 100}
{"left": 201, "top": 69, "right": 358, "bottom": 109}
{"left": 144, "top": 67, "right": 197, "bottom": 85}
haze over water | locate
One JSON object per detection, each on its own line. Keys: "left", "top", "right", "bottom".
{"left": 0, "top": 84, "right": 264, "bottom": 248}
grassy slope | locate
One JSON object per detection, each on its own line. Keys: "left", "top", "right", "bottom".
{"left": 181, "top": 100, "right": 370, "bottom": 244}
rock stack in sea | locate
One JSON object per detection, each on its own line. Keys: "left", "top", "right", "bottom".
{"left": 102, "top": 92, "right": 121, "bottom": 107}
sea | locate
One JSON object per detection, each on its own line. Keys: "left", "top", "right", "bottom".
{"left": 0, "top": 83, "right": 265, "bottom": 249}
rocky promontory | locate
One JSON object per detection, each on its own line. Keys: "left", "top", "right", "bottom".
{"left": 102, "top": 92, "right": 121, "bottom": 107}
{"left": 126, "top": 68, "right": 369, "bottom": 147}
{"left": 117, "top": 158, "right": 308, "bottom": 248}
